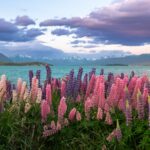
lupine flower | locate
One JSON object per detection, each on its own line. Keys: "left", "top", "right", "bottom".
{"left": 115, "top": 120, "right": 122, "bottom": 141}
{"left": 36, "top": 70, "right": 41, "bottom": 87}
{"left": 43, "top": 129, "right": 58, "bottom": 137}
{"left": 76, "top": 94, "right": 81, "bottom": 102}
{"left": 50, "top": 120, "right": 56, "bottom": 130}
{"left": 97, "top": 107, "right": 103, "bottom": 120}
{"left": 30, "top": 77, "right": 38, "bottom": 102}
{"left": 84, "top": 98, "right": 93, "bottom": 120}
{"left": 41, "top": 100, "right": 50, "bottom": 122}
{"left": 61, "top": 80, "right": 66, "bottom": 98}
{"left": 24, "top": 103, "right": 31, "bottom": 113}
{"left": 56, "top": 121, "right": 61, "bottom": 130}
{"left": 137, "top": 90, "right": 144, "bottom": 119}
{"left": 46, "top": 84, "right": 52, "bottom": 106}
{"left": 64, "top": 118, "right": 69, "bottom": 126}
{"left": 105, "top": 112, "right": 112, "bottom": 125}
{"left": 46, "top": 64, "right": 51, "bottom": 84}
{"left": 29, "top": 70, "right": 33, "bottom": 89}
{"left": 66, "top": 69, "right": 74, "bottom": 98}
{"left": 76, "top": 111, "right": 82, "bottom": 121}
{"left": 17, "top": 78, "right": 22, "bottom": 97}
{"left": 58, "top": 97, "right": 67, "bottom": 123}
{"left": 148, "top": 96, "right": 150, "bottom": 128}
{"left": 106, "top": 129, "right": 116, "bottom": 142}
{"left": 85, "top": 74, "right": 95, "bottom": 99}
{"left": 36, "top": 88, "right": 42, "bottom": 103}
{"left": 69, "top": 107, "right": 77, "bottom": 121}
{"left": 82, "top": 73, "right": 88, "bottom": 94}
{"left": 125, "top": 100, "right": 132, "bottom": 126}
{"left": 100, "top": 68, "right": 104, "bottom": 75}
{"left": 74, "top": 67, "right": 83, "bottom": 99}
{"left": 20, "top": 81, "right": 26, "bottom": 100}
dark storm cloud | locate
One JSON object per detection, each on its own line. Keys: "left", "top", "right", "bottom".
{"left": 15, "top": 15, "right": 35, "bottom": 26}
{"left": 40, "top": 0, "right": 150, "bottom": 45}
{"left": 0, "top": 18, "right": 43, "bottom": 42}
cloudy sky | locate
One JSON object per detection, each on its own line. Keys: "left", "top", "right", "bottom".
{"left": 0, "top": 0, "right": 150, "bottom": 54}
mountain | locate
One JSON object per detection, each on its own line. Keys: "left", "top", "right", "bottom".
{"left": 94, "top": 54, "right": 150, "bottom": 65}
{"left": 0, "top": 53, "right": 11, "bottom": 62}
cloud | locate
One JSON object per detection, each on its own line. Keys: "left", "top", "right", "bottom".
{"left": 51, "top": 28, "right": 72, "bottom": 36}
{"left": 70, "top": 40, "right": 87, "bottom": 44}
{"left": 0, "top": 18, "right": 44, "bottom": 42}
{"left": 40, "top": 0, "right": 150, "bottom": 45}
{"left": 15, "top": 15, "right": 35, "bottom": 26}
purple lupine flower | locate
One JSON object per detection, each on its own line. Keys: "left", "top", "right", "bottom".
{"left": 6, "top": 80, "right": 12, "bottom": 101}
{"left": 100, "top": 68, "right": 104, "bottom": 75}
{"left": 120, "top": 73, "right": 124, "bottom": 79}
{"left": 29, "top": 70, "right": 33, "bottom": 89}
{"left": 74, "top": 67, "right": 83, "bottom": 99}
{"left": 42, "top": 80, "right": 47, "bottom": 100}
{"left": 105, "top": 72, "right": 114, "bottom": 97}
{"left": 89, "top": 68, "right": 96, "bottom": 81}
{"left": 12, "top": 84, "right": 16, "bottom": 90}
{"left": 36, "top": 70, "right": 41, "bottom": 87}
{"left": 82, "top": 73, "right": 88, "bottom": 94}
{"left": 46, "top": 64, "right": 51, "bottom": 84}
{"left": 66, "top": 69, "right": 74, "bottom": 98}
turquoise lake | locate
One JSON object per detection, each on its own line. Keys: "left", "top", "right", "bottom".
{"left": 0, "top": 65, "right": 150, "bottom": 84}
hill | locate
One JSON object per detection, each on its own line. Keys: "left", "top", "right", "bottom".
{"left": 0, "top": 53, "right": 11, "bottom": 62}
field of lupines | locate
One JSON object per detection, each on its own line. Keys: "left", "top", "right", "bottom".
{"left": 0, "top": 65, "right": 150, "bottom": 150}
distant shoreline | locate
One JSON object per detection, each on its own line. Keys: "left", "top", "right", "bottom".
{"left": 0, "top": 62, "right": 52, "bottom": 66}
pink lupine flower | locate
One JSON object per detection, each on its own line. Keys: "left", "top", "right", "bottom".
{"left": 115, "top": 120, "right": 122, "bottom": 141}
{"left": 0, "top": 75, "right": 7, "bottom": 106}
{"left": 106, "top": 129, "right": 116, "bottom": 142}
{"left": 137, "top": 90, "right": 144, "bottom": 119}
{"left": 118, "top": 98, "right": 125, "bottom": 112}
{"left": 56, "top": 121, "right": 61, "bottom": 130}
{"left": 46, "top": 84, "right": 52, "bottom": 106}
{"left": 12, "top": 90, "right": 17, "bottom": 102}
{"left": 58, "top": 97, "right": 67, "bottom": 123}
{"left": 132, "top": 78, "right": 142, "bottom": 107}
{"left": 31, "top": 77, "right": 38, "bottom": 102}
{"left": 64, "top": 118, "right": 69, "bottom": 126}
{"left": 85, "top": 74, "right": 96, "bottom": 99}
{"left": 125, "top": 100, "right": 132, "bottom": 126}
{"left": 96, "top": 107, "right": 103, "bottom": 120}
{"left": 50, "top": 120, "right": 56, "bottom": 130}
{"left": 104, "top": 102, "right": 110, "bottom": 114}
{"left": 148, "top": 96, "right": 150, "bottom": 128}
{"left": 43, "top": 129, "right": 57, "bottom": 137}
{"left": 98, "top": 83, "right": 105, "bottom": 109}
{"left": 76, "top": 111, "right": 82, "bottom": 121}
{"left": 105, "top": 112, "right": 112, "bottom": 125}
{"left": 143, "top": 88, "right": 148, "bottom": 106}
{"left": 20, "top": 81, "right": 26, "bottom": 100}
{"left": 108, "top": 84, "right": 117, "bottom": 107}
{"left": 84, "top": 98, "right": 93, "bottom": 120}
{"left": 17, "top": 78, "right": 22, "bottom": 96}
{"left": 36, "top": 88, "right": 42, "bottom": 103}
{"left": 76, "top": 94, "right": 81, "bottom": 103}
{"left": 61, "top": 80, "right": 66, "bottom": 98}
{"left": 41, "top": 100, "right": 50, "bottom": 122}
{"left": 69, "top": 107, "right": 77, "bottom": 121}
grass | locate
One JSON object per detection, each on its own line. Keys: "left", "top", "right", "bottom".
{"left": 0, "top": 92, "right": 150, "bottom": 150}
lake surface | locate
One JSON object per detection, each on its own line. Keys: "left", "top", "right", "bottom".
{"left": 0, "top": 65, "right": 150, "bottom": 84}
